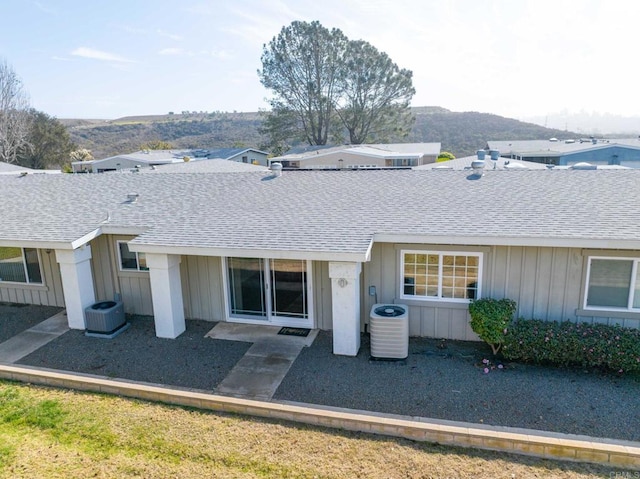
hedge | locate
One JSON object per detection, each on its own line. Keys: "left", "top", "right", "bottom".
{"left": 502, "top": 319, "right": 640, "bottom": 373}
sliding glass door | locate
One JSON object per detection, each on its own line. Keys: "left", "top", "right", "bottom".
{"left": 226, "top": 257, "right": 312, "bottom": 327}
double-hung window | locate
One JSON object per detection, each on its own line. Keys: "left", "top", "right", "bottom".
{"left": 585, "top": 257, "right": 640, "bottom": 311}
{"left": 0, "top": 247, "right": 43, "bottom": 284}
{"left": 401, "top": 250, "right": 481, "bottom": 302}
{"left": 117, "top": 241, "right": 148, "bottom": 271}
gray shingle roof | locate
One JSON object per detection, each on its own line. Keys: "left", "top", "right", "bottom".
{"left": 2, "top": 169, "right": 640, "bottom": 257}
{"left": 488, "top": 139, "right": 640, "bottom": 157}
{"left": 141, "top": 159, "right": 268, "bottom": 173}
{"left": 0, "top": 162, "right": 31, "bottom": 172}
{"left": 414, "top": 155, "right": 548, "bottom": 170}
{"left": 274, "top": 143, "right": 441, "bottom": 161}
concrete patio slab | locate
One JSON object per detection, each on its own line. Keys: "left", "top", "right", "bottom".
{"left": 206, "top": 322, "right": 318, "bottom": 347}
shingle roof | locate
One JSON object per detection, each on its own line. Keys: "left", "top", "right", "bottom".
{"left": 206, "top": 148, "right": 267, "bottom": 159}
{"left": 414, "top": 155, "right": 548, "bottom": 170}
{"left": 488, "top": 139, "right": 640, "bottom": 157}
{"left": 274, "top": 143, "right": 441, "bottom": 161}
{"left": 2, "top": 169, "right": 640, "bottom": 257}
{"left": 141, "top": 158, "right": 268, "bottom": 173}
{"left": 0, "top": 162, "right": 31, "bottom": 172}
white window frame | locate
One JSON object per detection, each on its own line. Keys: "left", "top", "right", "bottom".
{"left": 116, "top": 241, "right": 148, "bottom": 272}
{"left": 0, "top": 247, "right": 43, "bottom": 285}
{"left": 400, "top": 250, "right": 483, "bottom": 303}
{"left": 584, "top": 256, "right": 640, "bottom": 312}
{"left": 222, "top": 257, "right": 314, "bottom": 328}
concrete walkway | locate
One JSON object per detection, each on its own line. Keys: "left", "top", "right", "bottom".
{"left": 206, "top": 322, "right": 318, "bottom": 400}
{"left": 0, "top": 310, "right": 69, "bottom": 363}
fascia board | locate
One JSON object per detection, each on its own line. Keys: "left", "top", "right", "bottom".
{"left": 127, "top": 243, "right": 370, "bottom": 262}
{"left": 373, "top": 233, "right": 640, "bottom": 250}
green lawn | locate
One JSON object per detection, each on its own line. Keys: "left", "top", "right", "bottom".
{"left": 0, "top": 381, "right": 618, "bottom": 478}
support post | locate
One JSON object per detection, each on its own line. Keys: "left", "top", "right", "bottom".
{"left": 329, "top": 261, "right": 362, "bottom": 356}
{"left": 55, "top": 247, "right": 96, "bottom": 330}
{"left": 146, "top": 253, "right": 185, "bottom": 339}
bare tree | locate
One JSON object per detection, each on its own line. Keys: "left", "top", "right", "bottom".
{"left": 0, "top": 59, "right": 31, "bottom": 163}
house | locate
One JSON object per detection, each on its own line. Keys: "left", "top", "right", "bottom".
{"left": 141, "top": 158, "right": 268, "bottom": 173}
{"left": 1, "top": 167, "right": 640, "bottom": 356}
{"left": 270, "top": 143, "right": 441, "bottom": 169}
{"left": 414, "top": 154, "right": 548, "bottom": 170}
{"left": 0, "top": 161, "right": 61, "bottom": 176}
{"left": 487, "top": 138, "right": 640, "bottom": 167}
{"left": 205, "top": 148, "right": 269, "bottom": 166}
{"left": 71, "top": 148, "right": 269, "bottom": 173}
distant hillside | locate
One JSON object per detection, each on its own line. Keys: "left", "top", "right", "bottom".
{"left": 65, "top": 108, "right": 578, "bottom": 159}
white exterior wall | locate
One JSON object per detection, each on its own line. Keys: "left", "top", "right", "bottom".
{"left": 291, "top": 151, "right": 436, "bottom": 169}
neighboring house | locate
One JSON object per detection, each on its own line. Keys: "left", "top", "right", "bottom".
{"left": 0, "top": 161, "right": 61, "bottom": 176}
{"left": 414, "top": 154, "right": 548, "bottom": 170}
{"left": 206, "top": 148, "right": 269, "bottom": 166}
{"left": 270, "top": 143, "right": 441, "bottom": 169}
{"left": 1, "top": 168, "right": 640, "bottom": 357}
{"left": 72, "top": 148, "right": 269, "bottom": 173}
{"left": 487, "top": 138, "right": 640, "bottom": 167}
{"left": 142, "top": 158, "right": 268, "bottom": 173}
{"left": 415, "top": 153, "right": 629, "bottom": 171}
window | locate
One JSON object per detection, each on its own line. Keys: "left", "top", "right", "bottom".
{"left": 0, "top": 247, "right": 43, "bottom": 284}
{"left": 401, "top": 251, "right": 481, "bottom": 302}
{"left": 117, "top": 241, "right": 148, "bottom": 271}
{"left": 585, "top": 257, "right": 640, "bottom": 310}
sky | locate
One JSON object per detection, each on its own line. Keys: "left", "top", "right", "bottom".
{"left": 2, "top": 0, "right": 639, "bottom": 121}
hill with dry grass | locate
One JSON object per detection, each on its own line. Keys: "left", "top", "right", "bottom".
{"left": 64, "top": 108, "right": 577, "bottom": 159}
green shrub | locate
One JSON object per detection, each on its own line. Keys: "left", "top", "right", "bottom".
{"left": 502, "top": 319, "right": 640, "bottom": 373}
{"left": 468, "top": 298, "right": 517, "bottom": 355}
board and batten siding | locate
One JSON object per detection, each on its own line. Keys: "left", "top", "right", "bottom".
{"left": 90, "top": 235, "right": 153, "bottom": 316}
{"left": 0, "top": 249, "right": 65, "bottom": 306}
{"left": 180, "top": 255, "right": 225, "bottom": 321}
{"left": 362, "top": 243, "right": 629, "bottom": 341}
{"left": 178, "top": 256, "right": 333, "bottom": 328}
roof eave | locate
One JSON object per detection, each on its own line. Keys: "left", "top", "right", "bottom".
{"left": 127, "top": 243, "right": 372, "bottom": 263}
{"left": 373, "top": 233, "right": 640, "bottom": 250}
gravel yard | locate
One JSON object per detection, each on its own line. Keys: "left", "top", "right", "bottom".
{"left": 4, "top": 304, "right": 640, "bottom": 443}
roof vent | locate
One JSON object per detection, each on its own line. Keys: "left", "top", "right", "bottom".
{"left": 270, "top": 162, "right": 283, "bottom": 177}
{"left": 570, "top": 162, "right": 597, "bottom": 170}
{"left": 504, "top": 162, "right": 527, "bottom": 170}
{"left": 126, "top": 193, "right": 139, "bottom": 203}
{"left": 592, "top": 138, "right": 597, "bottom": 144}
{"left": 476, "top": 149, "right": 486, "bottom": 161}
{"left": 489, "top": 149, "right": 500, "bottom": 161}
{"left": 471, "top": 159, "right": 485, "bottom": 173}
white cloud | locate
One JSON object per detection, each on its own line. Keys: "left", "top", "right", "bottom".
{"left": 157, "top": 29, "right": 183, "bottom": 41}
{"left": 158, "top": 47, "right": 231, "bottom": 59}
{"left": 71, "top": 47, "right": 135, "bottom": 63}
{"left": 158, "top": 48, "right": 185, "bottom": 56}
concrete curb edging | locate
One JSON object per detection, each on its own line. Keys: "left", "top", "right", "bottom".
{"left": 1, "top": 363, "right": 638, "bottom": 470}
